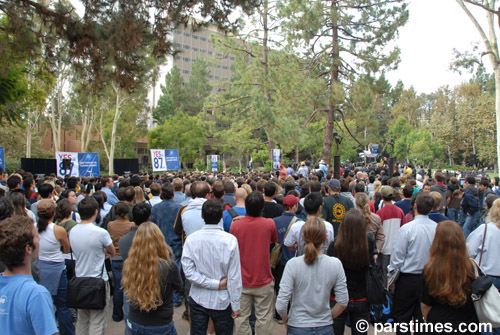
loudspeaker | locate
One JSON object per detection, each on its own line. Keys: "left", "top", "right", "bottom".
{"left": 62, "top": 159, "right": 71, "bottom": 170}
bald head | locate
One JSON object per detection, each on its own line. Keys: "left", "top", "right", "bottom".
{"left": 234, "top": 188, "right": 247, "bottom": 206}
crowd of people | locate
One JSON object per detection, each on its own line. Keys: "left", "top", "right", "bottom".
{"left": 0, "top": 160, "right": 499, "bottom": 335}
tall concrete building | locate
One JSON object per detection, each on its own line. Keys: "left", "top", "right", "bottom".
{"left": 148, "top": 21, "right": 236, "bottom": 129}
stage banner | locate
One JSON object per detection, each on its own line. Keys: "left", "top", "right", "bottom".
{"left": 56, "top": 152, "right": 79, "bottom": 177}
{"left": 211, "top": 155, "right": 218, "bottom": 172}
{"left": 0, "top": 147, "right": 4, "bottom": 171}
{"left": 78, "top": 153, "right": 100, "bottom": 177}
{"left": 273, "top": 149, "right": 281, "bottom": 170}
{"left": 165, "top": 149, "right": 180, "bottom": 171}
{"left": 151, "top": 149, "right": 180, "bottom": 171}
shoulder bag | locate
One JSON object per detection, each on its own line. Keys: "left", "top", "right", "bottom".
{"left": 66, "top": 257, "right": 107, "bottom": 310}
{"left": 471, "top": 223, "right": 500, "bottom": 327}
{"left": 270, "top": 216, "right": 297, "bottom": 269}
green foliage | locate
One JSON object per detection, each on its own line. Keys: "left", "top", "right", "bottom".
{"left": 147, "top": 111, "right": 207, "bottom": 168}
{"left": 153, "top": 66, "right": 184, "bottom": 124}
{"left": 388, "top": 116, "right": 412, "bottom": 159}
{"left": 1, "top": 0, "right": 260, "bottom": 90}
{"left": 184, "top": 58, "right": 212, "bottom": 115}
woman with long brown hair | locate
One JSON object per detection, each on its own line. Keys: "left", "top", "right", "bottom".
{"left": 421, "top": 220, "right": 479, "bottom": 333}
{"left": 356, "top": 192, "right": 385, "bottom": 259}
{"left": 276, "top": 217, "right": 348, "bottom": 335}
{"left": 328, "top": 209, "right": 376, "bottom": 335}
{"left": 122, "top": 221, "right": 181, "bottom": 334}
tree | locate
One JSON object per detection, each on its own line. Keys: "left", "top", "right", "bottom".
{"left": 1, "top": 0, "right": 260, "bottom": 91}
{"left": 388, "top": 116, "right": 412, "bottom": 160}
{"left": 153, "top": 66, "right": 184, "bottom": 124}
{"left": 279, "top": 0, "right": 408, "bottom": 166}
{"left": 390, "top": 87, "right": 422, "bottom": 127}
{"left": 147, "top": 111, "right": 207, "bottom": 168}
{"left": 455, "top": 0, "right": 500, "bottom": 173}
{"left": 184, "top": 58, "right": 212, "bottom": 115}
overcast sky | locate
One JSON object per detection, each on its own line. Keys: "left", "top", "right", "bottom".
{"left": 385, "top": 0, "right": 492, "bottom": 94}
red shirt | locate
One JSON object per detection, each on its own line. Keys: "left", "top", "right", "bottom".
{"left": 230, "top": 216, "right": 278, "bottom": 287}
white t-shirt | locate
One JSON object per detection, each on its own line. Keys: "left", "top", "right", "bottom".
{"left": 284, "top": 218, "right": 334, "bottom": 256}
{"left": 69, "top": 223, "right": 112, "bottom": 280}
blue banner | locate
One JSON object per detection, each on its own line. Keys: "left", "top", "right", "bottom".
{"left": 211, "top": 155, "right": 218, "bottom": 172}
{"left": 273, "top": 149, "right": 280, "bottom": 170}
{"left": 78, "top": 153, "right": 100, "bottom": 177}
{"left": 0, "top": 147, "right": 4, "bottom": 171}
{"left": 165, "top": 150, "right": 180, "bottom": 171}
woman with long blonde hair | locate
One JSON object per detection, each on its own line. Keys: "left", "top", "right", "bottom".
{"left": 355, "top": 192, "right": 385, "bottom": 258}
{"left": 134, "top": 186, "right": 147, "bottom": 204}
{"left": 276, "top": 217, "right": 348, "bottom": 334}
{"left": 421, "top": 221, "right": 479, "bottom": 333}
{"left": 122, "top": 222, "right": 181, "bottom": 334}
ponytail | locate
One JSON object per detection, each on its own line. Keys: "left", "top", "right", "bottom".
{"left": 301, "top": 217, "right": 326, "bottom": 265}
{"left": 304, "top": 241, "right": 319, "bottom": 265}
{"left": 37, "top": 217, "right": 50, "bottom": 234}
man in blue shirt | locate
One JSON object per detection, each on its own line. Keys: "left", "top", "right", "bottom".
{"left": 151, "top": 182, "right": 183, "bottom": 306}
{"left": 101, "top": 175, "right": 119, "bottom": 206}
{"left": 0, "top": 216, "right": 59, "bottom": 335}
{"left": 395, "top": 185, "right": 413, "bottom": 215}
{"left": 222, "top": 188, "right": 247, "bottom": 232}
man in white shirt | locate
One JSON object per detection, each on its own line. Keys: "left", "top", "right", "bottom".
{"left": 149, "top": 182, "right": 162, "bottom": 207}
{"left": 182, "top": 199, "right": 242, "bottom": 335}
{"left": 69, "top": 197, "right": 115, "bottom": 335}
{"left": 284, "top": 192, "right": 334, "bottom": 256}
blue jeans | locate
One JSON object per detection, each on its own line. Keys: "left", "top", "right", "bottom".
{"left": 173, "top": 249, "right": 182, "bottom": 306}
{"left": 463, "top": 211, "right": 481, "bottom": 238}
{"left": 447, "top": 208, "right": 460, "bottom": 223}
{"left": 125, "top": 319, "right": 177, "bottom": 335}
{"left": 112, "top": 260, "right": 124, "bottom": 321}
{"left": 287, "top": 325, "right": 333, "bottom": 335}
{"left": 53, "top": 269, "right": 75, "bottom": 335}
{"left": 189, "top": 297, "right": 234, "bottom": 335}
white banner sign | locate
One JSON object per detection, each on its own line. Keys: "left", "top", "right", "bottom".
{"left": 56, "top": 152, "right": 79, "bottom": 177}
{"left": 151, "top": 149, "right": 167, "bottom": 171}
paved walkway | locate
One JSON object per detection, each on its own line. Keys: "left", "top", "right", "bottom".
{"left": 105, "top": 301, "right": 288, "bottom": 335}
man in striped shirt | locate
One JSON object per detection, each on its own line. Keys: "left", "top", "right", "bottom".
{"left": 182, "top": 199, "right": 242, "bottom": 335}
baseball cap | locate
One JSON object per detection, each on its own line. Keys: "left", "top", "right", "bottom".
{"left": 380, "top": 185, "right": 393, "bottom": 198}
{"left": 283, "top": 195, "right": 300, "bottom": 207}
{"left": 327, "top": 178, "right": 341, "bottom": 190}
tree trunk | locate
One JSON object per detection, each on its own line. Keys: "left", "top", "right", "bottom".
{"left": 26, "top": 117, "right": 32, "bottom": 158}
{"left": 495, "top": 69, "right": 500, "bottom": 177}
{"left": 322, "top": 3, "right": 339, "bottom": 167}
{"left": 295, "top": 146, "right": 299, "bottom": 164}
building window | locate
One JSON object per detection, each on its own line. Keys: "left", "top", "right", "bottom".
{"left": 216, "top": 53, "right": 222, "bottom": 57}
{"left": 182, "top": 44, "right": 190, "bottom": 49}
{"left": 174, "top": 55, "right": 181, "bottom": 60}
{"left": 193, "top": 35, "right": 199, "bottom": 40}
{"left": 229, "top": 56, "right": 235, "bottom": 61}
{"left": 182, "top": 57, "right": 190, "bottom": 62}
{"left": 175, "top": 29, "right": 182, "bottom": 34}
{"left": 201, "top": 49, "right": 206, "bottom": 54}
{"left": 183, "top": 32, "right": 190, "bottom": 37}
{"left": 183, "top": 69, "right": 190, "bottom": 74}
{"left": 193, "top": 47, "right": 199, "bottom": 52}
{"left": 222, "top": 66, "right": 229, "bottom": 70}
{"left": 200, "top": 37, "right": 207, "bottom": 41}
{"left": 207, "top": 50, "right": 212, "bottom": 55}
{"left": 174, "top": 42, "right": 181, "bottom": 47}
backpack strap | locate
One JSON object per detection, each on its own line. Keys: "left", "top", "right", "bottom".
{"left": 228, "top": 207, "right": 238, "bottom": 219}
{"left": 282, "top": 216, "right": 297, "bottom": 247}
